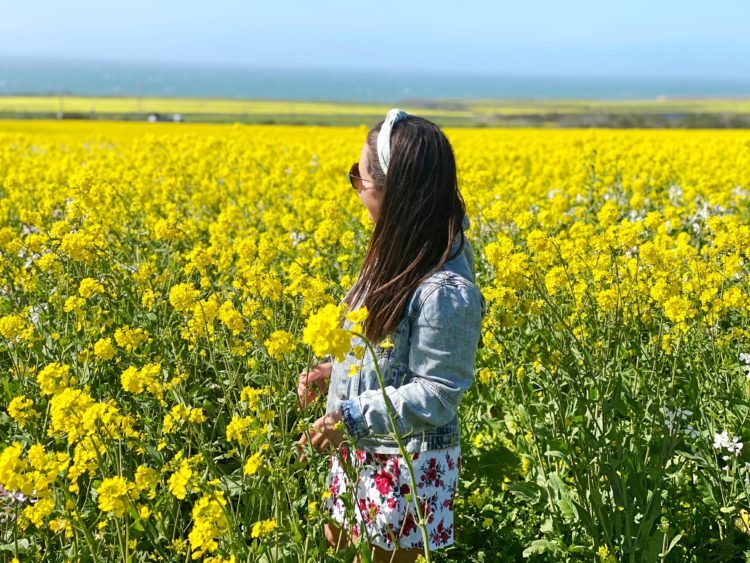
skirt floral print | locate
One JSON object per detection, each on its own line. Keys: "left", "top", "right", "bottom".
{"left": 323, "top": 445, "right": 461, "bottom": 552}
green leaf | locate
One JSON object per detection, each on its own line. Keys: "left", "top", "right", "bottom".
{"left": 572, "top": 500, "right": 597, "bottom": 537}
{"left": 507, "top": 482, "right": 543, "bottom": 504}
{"left": 558, "top": 497, "right": 579, "bottom": 523}
{"left": 642, "top": 531, "right": 665, "bottom": 562}
{"left": 522, "top": 539, "right": 561, "bottom": 558}
{"left": 674, "top": 450, "right": 706, "bottom": 464}
{"left": 0, "top": 539, "right": 30, "bottom": 552}
{"left": 663, "top": 533, "right": 683, "bottom": 555}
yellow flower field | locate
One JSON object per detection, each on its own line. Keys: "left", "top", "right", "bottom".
{"left": 0, "top": 120, "right": 749, "bottom": 561}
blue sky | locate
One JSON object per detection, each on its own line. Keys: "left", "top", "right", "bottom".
{"left": 1, "top": 0, "right": 748, "bottom": 79}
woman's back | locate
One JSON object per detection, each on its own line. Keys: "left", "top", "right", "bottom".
{"left": 298, "top": 108, "right": 484, "bottom": 560}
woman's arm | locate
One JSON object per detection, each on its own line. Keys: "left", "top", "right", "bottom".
{"left": 338, "top": 282, "right": 483, "bottom": 442}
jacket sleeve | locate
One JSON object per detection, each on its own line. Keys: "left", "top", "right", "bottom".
{"left": 339, "top": 282, "right": 483, "bottom": 442}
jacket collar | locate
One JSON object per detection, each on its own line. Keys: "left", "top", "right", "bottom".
{"left": 449, "top": 214, "right": 470, "bottom": 254}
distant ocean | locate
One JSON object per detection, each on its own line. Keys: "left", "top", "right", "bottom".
{"left": 2, "top": 57, "right": 749, "bottom": 102}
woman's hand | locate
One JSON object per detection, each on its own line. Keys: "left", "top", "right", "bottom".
{"left": 297, "top": 361, "right": 332, "bottom": 410}
{"left": 297, "top": 410, "right": 346, "bottom": 463}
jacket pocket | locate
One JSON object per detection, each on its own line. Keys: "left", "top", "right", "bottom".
{"left": 358, "top": 358, "right": 398, "bottom": 394}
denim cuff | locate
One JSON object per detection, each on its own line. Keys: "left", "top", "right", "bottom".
{"left": 339, "top": 399, "right": 369, "bottom": 443}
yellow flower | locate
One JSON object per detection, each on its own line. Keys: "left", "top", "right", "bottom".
{"left": 264, "top": 330, "right": 296, "bottom": 360}
{"left": 114, "top": 325, "right": 150, "bottom": 352}
{"left": 168, "top": 461, "right": 194, "bottom": 500}
{"left": 188, "top": 491, "right": 228, "bottom": 558}
{"left": 120, "top": 363, "right": 163, "bottom": 396}
{"left": 544, "top": 266, "right": 567, "bottom": 296}
{"left": 93, "top": 337, "right": 117, "bottom": 361}
{"left": 97, "top": 476, "right": 130, "bottom": 517}
{"left": 243, "top": 451, "right": 264, "bottom": 476}
{"left": 78, "top": 277, "right": 104, "bottom": 299}
{"left": 141, "top": 288, "right": 156, "bottom": 310}
{"left": 169, "top": 283, "right": 200, "bottom": 312}
{"left": 36, "top": 362, "right": 75, "bottom": 396}
{"left": 597, "top": 544, "right": 617, "bottom": 563}
{"left": 23, "top": 497, "right": 55, "bottom": 528}
{"left": 240, "top": 386, "right": 267, "bottom": 411}
{"left": 218, "top": 301, "right": 244, "bottom": 333}
{"left": 134, "top": 466, "right": 159, "bottom": 495}
{"left": 250, "top": 518, "right": 277, "bottom": 539}
{"left": 0, "top": 314, "right": 33, "bottom": 342}
{"left": 597, "top": 200, "right": 620, "bottom": 227}
{"left": 226, "top": 416, "right": 258, "bottom": 446}
{"left": 187, "top": 295, "right": 221, "bottom": 337}
{"left": 302, "top": 303, "right": 350, "bottom": 362}
{"left": 60, "top": 231, "right": 97, "bottom": 262}
{"left": 63, "top": 295, "right": 86, "bottom": 314}
{"left": 49, "top": 517, "right": 70, "bottom": 534}
{"left": 345, "top": 306, "right": 368, "bottom": 324}
{"left": 7, "top": 395, "right": 38, "bottom": 428}
{"left": 379, "top": 335, "right": 394, "bottom": 349}
{"left": 663, "top": 295, "right": 696, "bottom": 324}
{"left": 189, "top": 407, "right": 207, "bottom": 423}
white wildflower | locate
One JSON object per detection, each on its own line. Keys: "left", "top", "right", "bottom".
{"left": 668, "top": 185, "right": 683, "bottom": 204}
{"left": 741, "top": 353, "right": 750, "bottom": 378}
{"left": 714, "top": 430, "right": 743, "bottom": 457}
{"left": 664, "top": 406, "right": 694, "bottom": 436}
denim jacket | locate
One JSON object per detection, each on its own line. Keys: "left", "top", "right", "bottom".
{"left": 325, "top": 215, "right": 486, "bottom": 454}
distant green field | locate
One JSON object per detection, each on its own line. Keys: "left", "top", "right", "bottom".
{"left": 1, "top": 95, "right": 749, "bottom": 127}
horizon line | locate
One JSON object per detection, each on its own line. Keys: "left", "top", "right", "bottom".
{"left": 2, "top": 53, "right": 749, "bottom": 85}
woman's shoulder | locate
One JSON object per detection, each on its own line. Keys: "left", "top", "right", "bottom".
{"left": 418, "top": 228, "right": 481, "bottom": 302}
{"left": 408, "top": 268, "right": 484, "bottom": 321}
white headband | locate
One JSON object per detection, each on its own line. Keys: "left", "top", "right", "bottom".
{"left": 376, "top": 108, "right": 409, "bottom": 175}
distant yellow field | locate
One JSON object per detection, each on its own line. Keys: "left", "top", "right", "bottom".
{"left": 0, "top": 118, "right": 254, "bottom": 138}
{"left": 1, "top": 95, "right": 748, "bottom": 120}
{"left": 465, "top": 97, "right": 750, "bottom": 114}
{"left": 0, "top": 96, "right": 469, "bottom": 118}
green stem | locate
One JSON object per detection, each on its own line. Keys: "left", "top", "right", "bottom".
{"left": 351, "top": 331, "right": 432, "bottom": 563}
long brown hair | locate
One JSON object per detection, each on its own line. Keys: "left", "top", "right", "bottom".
{"left": 345, "top": 115, "right": 466, "bottom": 342}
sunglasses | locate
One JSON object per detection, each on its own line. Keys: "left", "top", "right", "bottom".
{"left": 349, "top": 162, "right": 377, "bottom": 191}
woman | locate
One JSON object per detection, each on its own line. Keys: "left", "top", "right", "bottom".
{"left": 297, "top": 109, "right": 485, "bottom": 562}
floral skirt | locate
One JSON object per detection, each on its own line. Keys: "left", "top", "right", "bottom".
{"left": 323, "top": 445, "right": 461, "bottom": 552}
